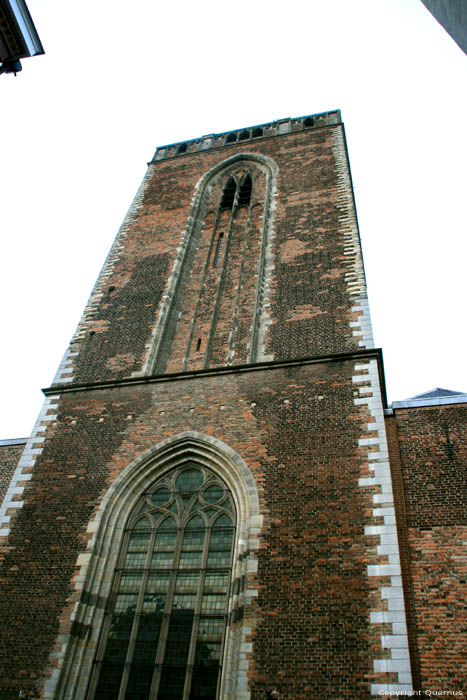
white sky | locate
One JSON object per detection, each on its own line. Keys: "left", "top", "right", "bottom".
{"left": 1, "top": 0, "right": 466, "bottom": 439}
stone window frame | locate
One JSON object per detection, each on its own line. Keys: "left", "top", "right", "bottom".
{"left": 49, "top": 432, "right": 261, "bottom": 700}
{"left": 88, "top": 465, "right": 236, "bottom": 699}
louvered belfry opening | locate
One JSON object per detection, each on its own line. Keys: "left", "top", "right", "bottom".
{"left": 89, "top": 465, "right": 236, "bottom": 700}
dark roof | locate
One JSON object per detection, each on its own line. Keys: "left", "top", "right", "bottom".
{"left": 404, "top": 387, "right": 466, "bottom": 401}
{"left": 420, "top": 0, "right": 467, "bottom": 56}
{"left": 0, "top": 437, "right": 28, "bottom": 446}
{"left": 388, "top": 387, "right": 467, "bottom": 412}
{"left": 0, "top": 0, "right": 44, "bottom": 69}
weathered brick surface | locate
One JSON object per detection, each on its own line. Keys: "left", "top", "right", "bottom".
{"left": 74, "top": 253, "right": 170, "bottom": 382}
{"left": 66, "top": 123, "right": 363, "bottom": 386}
{"left": 388, "top": 405, "right": 467, "bottom": 692}
{"left": 0, "top": 361, "right": 383, "bottom": 699}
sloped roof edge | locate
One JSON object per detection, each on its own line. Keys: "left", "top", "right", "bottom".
{"left": 391, "top": 387, "right": 467, "bottom": 410}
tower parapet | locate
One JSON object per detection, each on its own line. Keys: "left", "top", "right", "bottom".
{"left": 152, "top": 110, "right": 341, "bottom": 162}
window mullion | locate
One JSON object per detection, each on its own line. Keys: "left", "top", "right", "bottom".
{"left": 182, "top": 521, "right": 211, "bottom": 700}
{"left": 86, "top": 610, "right": 113, "bottom": 700}
{"left": 149, "top": 519, "right": 184, "bottom": 699}
{"left": 117, "top": 529, "right": 156, "bottom": 700}
{"left": 87, "top": 528, "right": 133, "bottom": 700}
{"left": 203, "top": 211, "right": 235, "bottom": 370}
{"left": 90, "top": 468, "right": 235, "bottom": 700}
{"left": 95, "top": 529, "right": 132, "bottom": 662}
{"left": 216, "top": 521, "right": 235, "bottom": 700}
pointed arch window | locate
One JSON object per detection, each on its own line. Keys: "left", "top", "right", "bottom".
{"left": 89, "top": 465, "right": 236, "bottom": 700}
{"left": 219, "top": 176, "right": 237, "bottom": 210}
{"left": 237, "top": 174, "right": 252, "bottom": 207}
{"left": 219, "top": 174, "right": 252, "bottom": 211}
{"left": 145, "top": 152, "right": 278, "bottom": 374}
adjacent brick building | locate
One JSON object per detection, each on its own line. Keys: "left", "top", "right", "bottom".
{"left": 0, "top": 438, "right": 27, "bottom": 509}
{"left": 0, "top": 111, "right": 465, "bottom": 700}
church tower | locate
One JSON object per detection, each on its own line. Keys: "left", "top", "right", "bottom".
{"left": 0, "top": 112, "right": 414, "bottom": 699}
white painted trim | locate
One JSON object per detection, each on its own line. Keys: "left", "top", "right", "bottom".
{"left": 353, "top": 359, "right": 413, "bottom": 694}
{"left": 331, "top": 128, "right": 374, "bottom": 350}
{"left": 0, "top": 395, "right": 60, "bottom": 536}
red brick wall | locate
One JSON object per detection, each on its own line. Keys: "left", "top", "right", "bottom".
{"left": 388, "top": 404, "right": 467, "bottom": 692}
{"left": 0, "top": 442, "right": 25, "bottom": 513}
{"left": 70, "top": 123, "right": 363, "bottom": 385}
{"left": 0, "top": 361, "right": 382, "bottom": 700}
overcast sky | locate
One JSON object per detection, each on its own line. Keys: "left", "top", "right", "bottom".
{"left": 1, "top": 0, "right": 466, "bottom": 439}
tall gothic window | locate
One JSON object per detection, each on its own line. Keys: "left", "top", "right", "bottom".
{"left": 88, "top": 465, "right": 236, "bottom": 700}
{"left": 146, "top": 153, "right": 278, "bottom": 375}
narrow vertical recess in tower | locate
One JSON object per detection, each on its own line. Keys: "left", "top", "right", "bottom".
{"left": 144, "top": 153, "right": 278, "bottom": 376}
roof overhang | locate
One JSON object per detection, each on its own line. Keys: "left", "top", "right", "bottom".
{"left": 0, "top": 0, "right": 44, "bottom": 72}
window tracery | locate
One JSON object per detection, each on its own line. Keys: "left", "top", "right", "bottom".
{"left": 219, "top": 176, "right": 237, "bottom": 210}
{"left": 237, "top": 174, "right": 252, "bottom": 207}
{"left": 88, "top": 465, "right": 236, "bottom": 700}
{"left": 219, "top": 173, "right": 252, "bottom": 210}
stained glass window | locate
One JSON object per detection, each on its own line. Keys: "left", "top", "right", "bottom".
{"left": 89, "top": 465, "right": 235, "bottom": 700}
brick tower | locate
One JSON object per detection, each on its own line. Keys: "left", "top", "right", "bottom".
{"left": 0, "top": 112, "right": 415, "bottom": 699}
